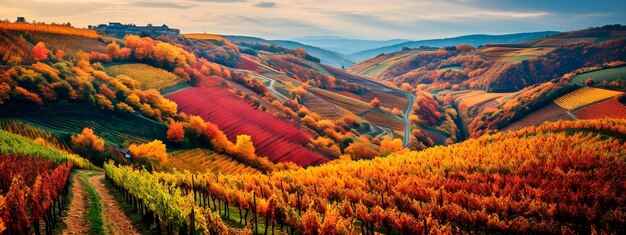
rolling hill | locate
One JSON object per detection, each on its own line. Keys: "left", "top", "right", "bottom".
{"left": 222, "top": 35, "right": 354, "bottom": 68}
{"left": 292, "top": 36, "right": 410, "bottom": 54}
{"left": 348, "top": 31, "right": 558, "bottom": 62}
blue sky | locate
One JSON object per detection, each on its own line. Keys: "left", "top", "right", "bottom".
{"left": 1, "top": 0, "right": 625, "bottom": 40}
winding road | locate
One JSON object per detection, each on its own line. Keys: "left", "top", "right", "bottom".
{"left": 400, "top": 91, "right": 416, "bottom": 147}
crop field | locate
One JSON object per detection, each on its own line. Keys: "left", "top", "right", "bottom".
{"left": 532, "top": 37, "right": 596, "bottom": 47}
{"left": 0, "top": 22, "right": 99, "bottom": 38}
{"left": 502, "top": 103, "right": 568, "bottom": 132}
{"left": 455, "top": 91, "right": 511, "bottom": 108}
{"left": 478, "top": 46, "right": 525, "bottom": 61}
{"left": 574, "top": 98, "right": 626, "bottom": 120}
{"left": 25, "top": 33, "right": 107, "bottom": 59}
{"left": 360, "top": 108, "right": 405, "bottom": 131}
{"left": 361, "top": 91, "right": 408, "bottom": 110}
{"left": 349, "top": 49, "right": 429, "bottom": 78}
{"left": 166, "top": 86, "right": 328, "bottom": 166}
{"left": 300, "top": 93, "right": 350, "bottom": 120}
{"left": 182, "top": 33, "right": 224, "bottom": 40}
{"left": 309, "top": 87, "right": 372, "bottom": 114}
{"left": 506, "top": 48, "right": 552, "bottom": 62}
{"left": 165, "top": 148, "right": 259, "bottom": 174}
{"left": 4, "top": 106, "right": 165, "bottom": 146}
{"left": 0, "top": 30, "right": 33, "bottom": 62}
{"left": 333, "top": 91, "right": 362, "bottom": 100}
{"left": 553, "top": 87, "right": 623, "bottom": 110}
{"left": 571, "top": 66, "right": 626, "bottom": 85}
{"left": 0, "top": 118, "right": 70, "bottom": 151}
{"left": 104, "top": 63, "right": 186, "bottom": 91}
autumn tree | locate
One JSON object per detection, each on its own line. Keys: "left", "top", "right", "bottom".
{"left": 71, "top": 127, "right": 106, "bottom": 165}
{"left": 370, "top": 97, "right": 381, "bottom": 108}
{"left": 294, "top": 48, "right": 308, "bottom": 58}
{"left": 380, "top": 137, "right": 404, "bottom": 155}
{"left": 234, "top": 135, "right": 255, "bottom": 159}
{"left": 166, "top": 121, "right": 185, "bottom": 144}
{"left": 32, "top": 42, "right": 49, "bottom": 60}
{"left": 54, "top": 50, "right": 65, "bottom": 59}
{"left": 129, "top": 140, "right": 168, "bottom": 171}
{"left": 344, "top": 142, "right": 379, "bottom": 160}
{"left": 300, "top": 208, "right": 321, "bottom": 235}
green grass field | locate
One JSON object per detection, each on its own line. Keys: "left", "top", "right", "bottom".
{"left": 571, "top": 66, "right": 626, "bottom": 84}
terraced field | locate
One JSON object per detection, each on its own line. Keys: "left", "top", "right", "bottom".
{"left": 553, "top": 87, "right": 623, "bottom": 110}
{"left": 349, "top": 49, "right": 432, "bottom": 78}
{"left": 182, "top": 33, "right": 224, "bottom": 40}
{"left": 4, "top": 106, "right": 165, "bottom": 146}
{"left": 360, "top": 108, "right": 405, "bottom": 130}
{"left": 570, "top": 66, "right": 626, "bottom": 85}
{"left": 0, "top": 118, "right": 70, "bottom": 151}
{"left": 309, "top": 87, "right": 372, "bottom": 115}
{"left": 502, "top": 103, "right": 569, "bottom": 132}
{"left": 478, "top": 47, "right": 525, "bottom": 62}
{"left": 105, "top": 63, "right": 186, "bottom": 91}
{"left": 362, "top": 91, "right": 408, "bottom": 110}
{"left": 166, "top": 148, "right": 259, "bottom": 174}
{"left": 575, "top": 98, "right": 626, "bottom": 120}
{"left": 25, "top": 32, "right": 107, "bottom": 59}
{"left": 454, "top": 91, "right": 512, "bottom": 108}
{"left": 300, "top": 93, "right": 350, "bottom": 120}
{"left": 532, "top": 37, "right": 596, "bottom": 47}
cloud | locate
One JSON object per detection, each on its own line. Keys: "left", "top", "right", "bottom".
{"left": 254, "top": 1, "right": 277, "bottom": 8}
{"left": 189, "top": 0, "right": 246, "bottom": 2}
{"left": 133, "top": 2, "right": 193, "bottom": 9}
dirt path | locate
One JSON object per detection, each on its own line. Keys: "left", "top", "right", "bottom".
{"left": 87, "top": 174, "right": 140, "bottom": 235}
{"left": 61, "top": 171, "right": 91, "bottom": 234}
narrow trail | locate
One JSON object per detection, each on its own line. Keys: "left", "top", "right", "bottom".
{"left": 61, "top": 171, "right": 91, "bottom": 235}
{"left": 87, "top": 174, "right": 139, "bottom": 235}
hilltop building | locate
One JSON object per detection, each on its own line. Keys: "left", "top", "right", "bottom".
{"left": 91, "top": 22, "right": 180, "bottom": 37}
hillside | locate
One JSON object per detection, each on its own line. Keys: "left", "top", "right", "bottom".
{"left": 292, "top": 36, "right": 410, "bottom": 54}
{"left": 222, "top": 35, "right": 354, "bottom": 68}
{"left": 348, "top": 31, "right": 558, "bottom": 62}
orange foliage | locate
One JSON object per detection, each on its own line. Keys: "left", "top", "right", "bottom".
{"left": 369, "top": 97, "right": 381, "bottom": 107}
{"left": 166, "top": 122, "right": 185, "bottom": 144}
{"left": 129, "top": 140, "right": 168, "bottom": 167}
{"left": 32, "top": 42, "right": 49, "bottom": 61}
{"left": 70, "top": 127, "right": 105, "bottom": 152}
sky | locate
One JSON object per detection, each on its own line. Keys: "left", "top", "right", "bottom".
{"left": 1, "top": 0, "right": 625, "bottom": 40}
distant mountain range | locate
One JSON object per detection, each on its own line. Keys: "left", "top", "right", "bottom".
{"left": 222, "top": 35, "right": 355, "bottom": 68}
{"left": 291, "top": 36, "right": 410, "bottom": 55}
{"left": 347, "top": 31, "right": 559, "bottom": 62}
{"left": 225, "top": 31, "right": 558, "bottom": 68}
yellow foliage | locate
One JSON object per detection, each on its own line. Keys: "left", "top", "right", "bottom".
{"left": 129, "top": 140, "right": 168, "bottom": 166}
{"left": 553, "top": 87, "right": 623, "bottom": 110}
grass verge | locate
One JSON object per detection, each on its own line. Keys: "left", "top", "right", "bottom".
{"left": 80, "top": 171, "right": 104, "bottom": 235}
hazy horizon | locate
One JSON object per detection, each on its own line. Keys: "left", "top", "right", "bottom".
{"left": 1, "top": 0, "right": 625, "bottom": 40}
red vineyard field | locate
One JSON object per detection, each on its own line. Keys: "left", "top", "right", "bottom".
{"left": 575, "top": 98, "right": 626, "bottom": 119}
{"left": 502, "top": 103, "right": 568, "bottom": 132}
{"left": 166, "top": 85, "right": 328, "bottom": 166}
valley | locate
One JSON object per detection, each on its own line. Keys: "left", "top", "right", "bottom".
{"left": 0, "top": 9, "right": 625, "bottom": 235}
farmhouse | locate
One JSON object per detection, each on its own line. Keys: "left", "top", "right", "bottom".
{"left": 91, "top": 22, "right": 180, "bottom": 37}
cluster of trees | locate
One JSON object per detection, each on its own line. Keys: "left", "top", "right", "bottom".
{"left": 143, "top": 119, "right": 626, "bottom": 235}
{"left": 0, "top": 154, "right": 73, "bottom": 234}
{"left": 0, "top": 41, "right": 180, "bottom": 123}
